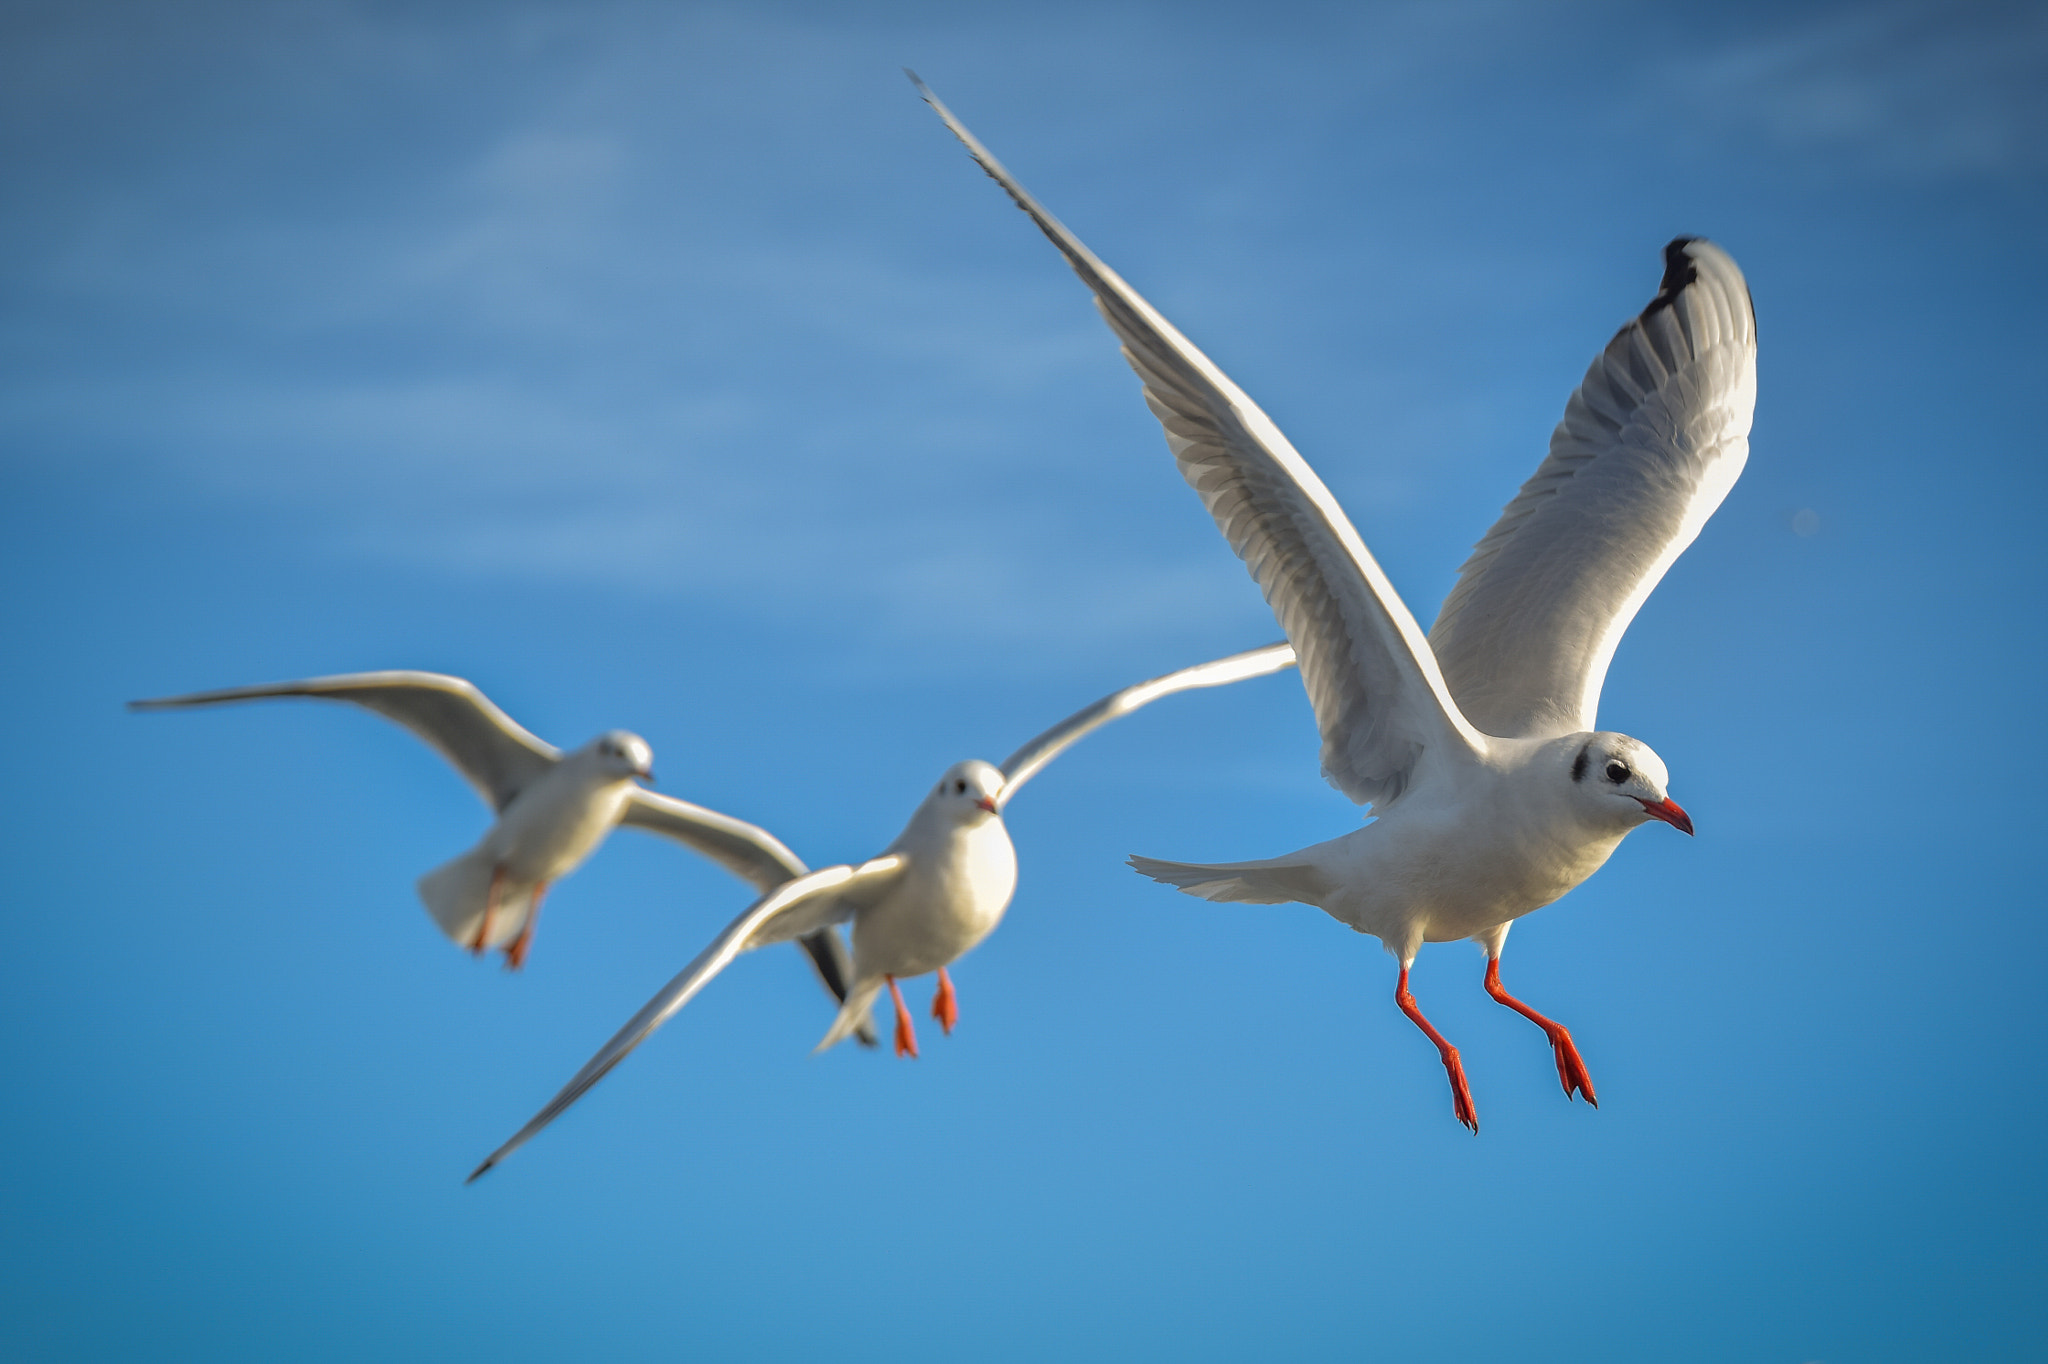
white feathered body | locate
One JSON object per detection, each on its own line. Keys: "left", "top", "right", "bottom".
{"left": 852, "top": 806, "right": 1018, "bottom": 980}
{"left": 1136, "top": 733, "right": 1642, "bottom": 959}
{"left": 416, "top": 754, "right": 638, "bottom": 949}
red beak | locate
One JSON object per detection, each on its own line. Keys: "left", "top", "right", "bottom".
{"left": 1636, "top": 797, "right": 1694, "bottom": 836}
{"left": 976, "top": 797, "right": 999, "bottom": 814}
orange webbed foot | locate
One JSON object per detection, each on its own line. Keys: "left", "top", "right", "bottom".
{"left": 1443, "top": 1046, "right": 1479, "bottom": 1133}
{"left": 931, "top": 967, "right": 958, "bottom": 1035}
{"left": 887, "top": 977, "right": 919, "bottom": 1060}
{"left": 1546, "top": 1027, "right": 1597, "bottom": 1107}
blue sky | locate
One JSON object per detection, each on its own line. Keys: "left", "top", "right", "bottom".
{"left": 3, "top": 1, "right": 2044, "bottom": 1359}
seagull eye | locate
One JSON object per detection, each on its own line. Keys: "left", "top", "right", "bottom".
{"left": 953, "top": 780, "right": 967, "bottom": 794}
{"left": 1604, "top": 761, "right": 1630, "bottom": 783}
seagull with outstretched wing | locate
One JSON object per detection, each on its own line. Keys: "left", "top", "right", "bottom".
{"left": 468, "top": 642, "right": 1296, "bottom": 1179}
{"left": 130, "top": 671, "right": 872, "bottom": 1041}
{"left": 914, "top": 75, "right": 1756, "bottom": 1130}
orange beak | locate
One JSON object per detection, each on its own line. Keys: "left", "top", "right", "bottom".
{"left": 976, "top": 797, "right": 999, "bottom": 814}
{"left": 1636, "top": 797, "right": 1694, "bottom": 836}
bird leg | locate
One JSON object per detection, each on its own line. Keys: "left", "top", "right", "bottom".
{"left": 887, "top": 976, "right": 919, "bottom": 1059}
{"left": 1396, "top": 964, "right": 1478, "bottom": 1133}
{"left": 503, "top": 882, "right": 549, "bottom": 973}
{"left": 472, "top": 867, "right": 502, "bottom": 956}
{"left": 930, "top": 967, "right": 959, "bottom": 1035}
{"left": 1483, "top": 957, "right": 1596, "bottom": 1106}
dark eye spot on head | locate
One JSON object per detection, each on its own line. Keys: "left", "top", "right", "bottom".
{"left": 1605, "top": 761, "right": 1630, "bottom": 784}
{"left": 953, "top": 780, "right": 966, "bottom": 794}
{"left": 1571, "top": 742, "right": 1591, "bottom": 783}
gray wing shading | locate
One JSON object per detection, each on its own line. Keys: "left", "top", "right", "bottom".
{"left": 995, "top": 642, "right": 1298, "bottom": 808}
{"left": 912, "top": 75, "right": 1485, "bottom": 809}
{"left": 619, "top": 789, "right": 876, "bottom": 1047}
{"left": 129, "top": 670, "right": 559, "bottom": 813}
{"left": 467, "top": 854, "right": 909, "bottom": 1181}
{"left": 1428, "top": 239, "right": 1757, "bottom": 739}
{"left": 619, "top": 789, "right": 808, "bottom": 889}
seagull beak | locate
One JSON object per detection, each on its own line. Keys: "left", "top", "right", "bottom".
{"left": 638, "top": 768, "right": 656, "bottom": 784}
{"left": 976, "top": 796, "right": 999, "bottom": 814}
{"left": 1637, "top": 796, "right": 1693, "bottom": 836}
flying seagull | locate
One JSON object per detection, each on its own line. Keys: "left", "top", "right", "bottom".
{"left": 467, "top": 642, "right": 1296, "bottom": 1179}
{"left": 129, "top": 671, "right": 874, "bottom": 1043}
{"left": 913, "top": 75, "right": 1755, "bottom": 1130}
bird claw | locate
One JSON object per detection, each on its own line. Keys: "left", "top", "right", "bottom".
{"left": 1441, "top": 1046, "right": 1479, "bottom": 1133}
{"left": 930, "top": 969, "right": 958, "bottom": 1035}
{"left": 499, "top": 883, "right": 546, "bottom": 973}
{"left": 1547, "top": 1026, "right": 1597, "bottom": 1107}
{"left": 887, "top": 977, "right": 919, "bottom": 1059}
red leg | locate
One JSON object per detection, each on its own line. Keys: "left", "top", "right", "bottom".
{"left": 472, "top": 867, "right": 501, "bottom": 956}
{"left": 887, "top": 976, "right": 919, "bottom": 1059}
{"left": 1396, "top": 964, "right": 1478, "bottom": 1133}
{"left": 930, "top": 967, "right": 959, "bottom": 1035}
{"left": 503, "top": 882, "right": 548, "bottom": 972}
{"left": 1484, "top": 958, "right": 1597, "bottom": 1106}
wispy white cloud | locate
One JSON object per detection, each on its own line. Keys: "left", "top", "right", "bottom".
{"left": 7, "top": 0, "right": 2030, "bottom": 675}
{"left": 1662, "top": 1, "right": 2047, "bottom": 180}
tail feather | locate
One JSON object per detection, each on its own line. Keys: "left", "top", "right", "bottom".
{"left": 417, "top": 848, "right": 532, "bottom": 950}
{"left": 814, "top": 981, "right": 883, "bottom": 1054}
{"left": 1127, "top": 854, "right": 1326, "bottom": 906}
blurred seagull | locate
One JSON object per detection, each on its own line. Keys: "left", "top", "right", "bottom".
{"left": 914, "top": 76, "right": 1756, "bottom": 1130}
{"left": 467, "top": 642, "right": 1296, "bottom": 1179}
{"left": 129, "top": 672, "right": 872, "bottom": 1040}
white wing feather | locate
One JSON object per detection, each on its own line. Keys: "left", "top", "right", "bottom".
{"left": 913, "top": 76, "right": 1484, "bottom": 808}
{"left": 618, "top": 790, "right": 875, "bottom": 1045}
{"left": 996, "top": 642, "right": 1297, "bottom": 807}
{"left": 467, "top": 854, "right": 908, "bottom": 1180}
{"left": 129, "top": 670, "right": 558, "bottom": 811}
{"left": 618, "top": 789, "right": 808, "bottom": 890}
{"left": 1429, "top": 239, "right": 1757, "bottom": 738}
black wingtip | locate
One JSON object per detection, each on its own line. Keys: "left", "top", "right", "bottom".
{"left": 1643, "top": 237, "right": 1701, "bottom": 318}
{"left": 465, "top": 1160, "right": 493, "bottom": 1185}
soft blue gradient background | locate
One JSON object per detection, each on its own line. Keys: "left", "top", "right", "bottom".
{"left": 4, "top": 2, "right": 2043, "bottom": 1359}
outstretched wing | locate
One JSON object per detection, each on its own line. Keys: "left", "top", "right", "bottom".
{"left": 618, "top": 789, "right": 808, "bottom": 889}
{"left": 129, "top": 670, "right": 559, "bottom": 812}
{"left": 996, "top": 642, "right": 1298, "bottom": 807}
{"left": 913, "top": 76, "right": 1484, "bottom": 809}
{"left": 619, "top": 790, "right": 875, "bottom": 1047}
{"left": 1428, "top": 239, "right": 1757, "bottom": 739}
{"left": 465, "top": 855, "right": 907, "bottom": 1181}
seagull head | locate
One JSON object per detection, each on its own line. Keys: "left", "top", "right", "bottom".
{"left": 931, "top": 759, "right": 1005, "bottom": 822}
{"left": 587, "top": 730, "right": 656, "bottom": 783}
{"left": 1567, "top": 733, "right": 1692, "bottom": 836}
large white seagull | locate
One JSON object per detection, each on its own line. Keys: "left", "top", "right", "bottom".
{"left": 915, "top": 75, "right": 1757, "bottom": 1130}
